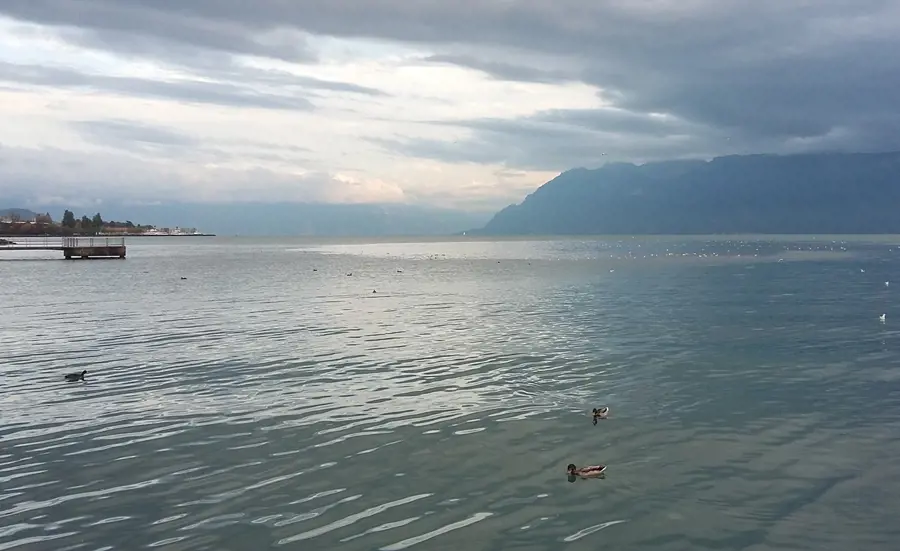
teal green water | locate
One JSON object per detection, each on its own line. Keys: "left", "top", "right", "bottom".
{"left": 1, "top": 236, "right": 899, "bottom": 550}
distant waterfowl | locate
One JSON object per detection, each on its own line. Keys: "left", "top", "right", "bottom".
{"left": 592, "top": 407, "right": 609, "bottom": 425}
{"left": 180, "top": 277, "right": 187, "bottom": 280}
{"left": 64, "top": 370, "right": 87, "bottom": 382}
{"left": 886, "top": 281, "right": 890, "bottom": 287}
{"left": 880, "top": 314, "right": 886, "bottom": 323}
{"left": 567, "top": 463, "right": 606, "bottom": 478}
{"left": 372, "top": 290, "right": 377, "bottom": 294}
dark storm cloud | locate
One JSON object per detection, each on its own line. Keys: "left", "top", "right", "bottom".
{"left": 42, "top": 28, "right": 387, "bottom": 97}
{"left": 2, "top": 0, "right": 900, "bottom": 162}
{"left": 373, "top": 102, "right": 900, "bottom": 172}
{"left": 2, "top": 1, "right": 317, "bottom": 63}
{"left": 4, "top": 1, "right": 891, "bottom": 63}
{"left": 372, "top": 109, "right": 719, "bottom": 170}
{"left": 371, "top": 117, "right": 716, "bottom": 172}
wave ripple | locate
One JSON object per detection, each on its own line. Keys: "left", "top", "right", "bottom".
{"left": 2, "top": 236, "right": 899, "bottom": 550}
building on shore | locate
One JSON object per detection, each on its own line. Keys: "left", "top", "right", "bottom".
{"left": 100, "top": 226, "right": 206, "bottom": 236}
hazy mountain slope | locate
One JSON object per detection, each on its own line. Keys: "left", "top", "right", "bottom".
{"left": 476, "top": 152, "right": 900, "bottom": 235}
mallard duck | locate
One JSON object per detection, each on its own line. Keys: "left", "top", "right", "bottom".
{"left": 592, "top": 406, "right": 609, "bottom": 424}
{"left": 64, "top": 370, "right": 87, "bottom": 382}
{"left": 567, "top": 463, "right": 606, "bottom": 478}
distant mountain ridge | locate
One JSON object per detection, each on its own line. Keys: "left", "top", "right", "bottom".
{"left": 474, "top": 151, "right": 900, "bottom": 235}
{"left": 0, "top": 208, "right": 41, "bottom": 220}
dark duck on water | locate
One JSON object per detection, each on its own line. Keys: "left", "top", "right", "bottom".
{"left": 567, "top": 463, "right": 607, "bottom": 480}
{"left": 64, "top": 370, "right": 87, "bottom": 382}
{"left": 592, "top": 406, "right": 609, "bottom": 425}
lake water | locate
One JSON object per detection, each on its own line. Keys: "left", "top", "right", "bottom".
{"left": 1, "top": 235, "right": 899, "bottom": 551}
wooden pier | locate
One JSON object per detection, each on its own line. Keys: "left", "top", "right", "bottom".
{"left": 0, "top": 236, "right": 126, "bottom": 259}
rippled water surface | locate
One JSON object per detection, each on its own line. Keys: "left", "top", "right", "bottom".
{"left": 2, "top": 235, "right": 900, "bottom": 550}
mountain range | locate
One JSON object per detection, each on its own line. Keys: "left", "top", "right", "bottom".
{"left": 6, "top": 151, "right": 900, "bottom": 236}
{"left": 0, "top": 208, "right": 43, "bottom": 220}
{"left": 473, "top": 151, "right": 900, "bottom": 235}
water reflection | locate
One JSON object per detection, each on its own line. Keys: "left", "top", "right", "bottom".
{"left": 1, "top": 236, "right": 898, "bottom": 550}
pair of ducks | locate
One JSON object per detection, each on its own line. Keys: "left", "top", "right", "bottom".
{"left": 64, "top": 369, "right": 610, "bottom": 479}
{"left": 567, "top": 406, "right": 610, "bottom": 479}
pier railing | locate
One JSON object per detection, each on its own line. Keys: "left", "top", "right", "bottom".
{"left": 62, "top": 237, "right": 126, "bottom": 248}
{"left": 0, "top": 236, "right": 126, "bottom": 249}
{"left": 0, "top": 236, "right": 62, "bottom": 249}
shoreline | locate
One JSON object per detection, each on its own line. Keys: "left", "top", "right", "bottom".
{"left": 0, "top": 233, "right": 216, "bottom": 238}
{"left": 109, "top": 234, "right": 217, "bottom": 237}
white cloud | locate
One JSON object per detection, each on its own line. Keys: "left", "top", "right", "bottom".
{"left": 0, "top": 15, "right": 601, "bottom": 210}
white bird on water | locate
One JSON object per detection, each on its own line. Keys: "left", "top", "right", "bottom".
{"left": 880, "top": 314, "right": 886, "bottom": 323}
{"left": 886, "top": 281, "right": 890, "bottom": 287}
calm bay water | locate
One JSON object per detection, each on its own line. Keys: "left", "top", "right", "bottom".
{"left": 1, "top": 235, "right": 899, "bottom": 550}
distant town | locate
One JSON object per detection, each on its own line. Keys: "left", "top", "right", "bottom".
{"left": 0, "top": 208, "right": 214, "bottom": 237}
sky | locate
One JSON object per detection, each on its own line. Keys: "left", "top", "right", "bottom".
{"left": 1, "top": 0, "right": 899, "bottom": 212}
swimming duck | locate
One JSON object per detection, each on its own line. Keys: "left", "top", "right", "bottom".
{"left": 567, "top": 463, "right": 606, "bottom": 478}
{"left": 64, "top": 370, "right": 87, "bottom": 382}
{"left": 592, "top": 406, "right": 609, "bottom": 424}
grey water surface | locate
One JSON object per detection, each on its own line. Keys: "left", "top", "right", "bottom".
{"left": 1, "top": 235, "right": 899, "bottom": 551}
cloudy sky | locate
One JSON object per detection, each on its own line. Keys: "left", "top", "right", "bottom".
{"left": 1, "top": 1, "right": 898, "bottom": 211}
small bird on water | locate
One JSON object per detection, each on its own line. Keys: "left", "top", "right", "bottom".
{"left": 592, "top": 406, "right": 610, "bottom": 425}
{"left": 567, "top": 463, "right": 606, "bottom": 479}
{"left": 64, "top": 370, "right": 87, "bottom": 382}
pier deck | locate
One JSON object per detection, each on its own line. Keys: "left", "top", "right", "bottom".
{"left": 0, "top": 237, "right": 126, "bottom": 259}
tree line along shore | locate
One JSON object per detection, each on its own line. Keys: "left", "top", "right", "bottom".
{"left": 0, "top": 209, "right": 211, "bottom": 237}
